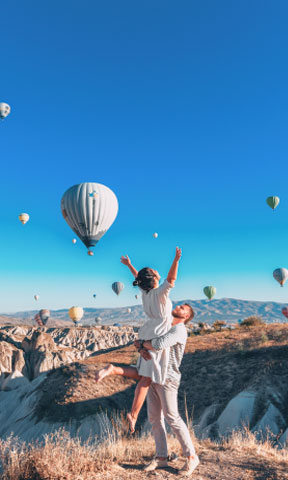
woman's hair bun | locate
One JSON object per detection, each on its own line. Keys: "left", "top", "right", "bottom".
{"left": 133, "top": 267, "right": 157, "bottom": 292}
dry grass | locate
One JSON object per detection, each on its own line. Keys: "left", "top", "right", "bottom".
{"left": 1, "top": 423, "right": 288, "bottom": 480}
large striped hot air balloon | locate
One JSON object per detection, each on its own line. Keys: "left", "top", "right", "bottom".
{"left": 61, "top": 183, "right": 118, "bottom": 254}
{"left": 273, "top": 268, "right": 288, "bottom": 287}
{"left": 112, "top": 282, "right": 124, "bottom": 296}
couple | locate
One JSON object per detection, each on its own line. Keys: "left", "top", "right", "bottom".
{"left": 96, "top": 248, "right": 199, "bottom": 475}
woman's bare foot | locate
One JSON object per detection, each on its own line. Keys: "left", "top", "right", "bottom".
{"left": 95, "top": 364, "right": 114, "bottom": 383}
{"left": 127, "top": 412, "right": 137, "bottom": 433}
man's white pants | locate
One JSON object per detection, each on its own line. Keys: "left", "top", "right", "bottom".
{"left": 147, "top": 380, "right": 196, "bottom": 458}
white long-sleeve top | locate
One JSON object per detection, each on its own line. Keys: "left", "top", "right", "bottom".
{"left": 138, "top": 279, "right": 173, "bottom": 340}
{"left": 136, "top": 279, "right": 173, "bottom": 384}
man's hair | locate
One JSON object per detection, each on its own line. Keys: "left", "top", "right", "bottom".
{"left": 183, "top": 303, "right": 194, "bottom": 324}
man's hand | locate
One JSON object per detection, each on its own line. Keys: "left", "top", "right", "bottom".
{"left": 139, "top": 348, "right": 152, "bottom": 361}
{"left": 120, "top": 255, "right": 131, "bottom": 266}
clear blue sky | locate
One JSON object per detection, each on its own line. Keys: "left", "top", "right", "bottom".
{"left": 1, "top": 1, "right": 288, "bottom": 312}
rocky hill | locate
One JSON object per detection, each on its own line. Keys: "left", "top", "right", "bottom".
{"left": 0, "top": 321, "right": 288, "bottom": 452}
{"left": 2, "top": 297, "right": 288, "bottom": 326}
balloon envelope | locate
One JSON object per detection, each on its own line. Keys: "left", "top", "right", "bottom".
{"left": 61, "top": 182, "right": 118, "bottom": 250}
{"left": 34, "top": 313, "right": 43, "bottom": 327}
{"left": 39, "top": 309, "right": 50, "bottom": 325}
{"left": 112, "top": 282, "right": 124, "bottom": 296}
{"left": 266, "top": 196, "right": 280, "bottom": 210}
{"left": 0, "top": 103, "right": 11, "bottom": 119}
{"left": 282, "top": 307, "right": 288, "bottom": 319}
{"left": 95, "top": 316, "right": 101, "bottom": 324}
{"left": 19, "top": 213, "right": 29, "bottom": 225}
{"left": 93, "top": 294, "right": 97, "bottom": 298}
{"left": 34, "top": 295, "right": 39, "bottom": 301}
{"left": 113, "top": 323, "right": 121, "bottom": 327}
{"left": 72, "top": 238, "right": 77, "bottom": 244}
{"left": 203, "top": 286, "right": 216, "bottom": 300}
{"left": 153, "top": 232, "right": 158, "bottom": 238}
{"left": 69, "top": 306, "right": 84, "bottom": 323}
{"left": 273, "top": 268, "right": 288, "bottom": 287}
{"left": 127, "top": 308, "right": 131, "bottom": 313}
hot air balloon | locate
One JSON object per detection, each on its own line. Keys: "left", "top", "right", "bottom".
{"left": 95, "top": 316, "right": 102, "bottom": 325}
{"left": 19, "top": 213, "right": 29, "bottom": 225}
{"left": 34, "top": 295, "right": 39, "bottom": 301}
{"left": 68, "top": 306, "right": 84, "bottom": 325}
{"left": 282, "top": 307, "right": 288, "bottom": 319}
{"left": 72, "top": 238, "right": 77, "bottom": 244}
{"left": 93, "top": 294, "right": 97, "bottom": 299}
{"left": 113, "top": 323, "right": 121, "bottom": 327}
{"left": 273, "top": 268, "right": 288, "bottom": 287}
{"left": 34, "top": 313, "right": 43, "bottom": 327}
{"left": 112, "top": 282, "right": 124, "bottom": 296}
{"left": 135, "top": 294, "right": 139, "bottom": 299}
{"left": 203, "top": 286, "right": 216, "bottom": 300}
{"left": 39, "top": 309, "right": 50, "bottom": 325}
{"left": 61, "top": 182, "right": 118, "bottom": 254}
{"left": 266, "top": 196, "right": 280, "bottom": 210}
{"left": 127, "top": 308, "right": 131, "bottom": 314}
{"left": 88, "top": 250, "right": 94, "bottom": 256}
{"left": 0, "top": 103, "right": 11, "bottom": 120}
{"left": 153, "top": 233, "right": 158, "bottom": 238}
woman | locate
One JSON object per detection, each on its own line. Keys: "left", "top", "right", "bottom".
{"left": 95, "top": 247, "right": 181, "bottom": 432}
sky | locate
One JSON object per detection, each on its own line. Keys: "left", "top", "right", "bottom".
{"left": 1, "top": 0, "right": 288, "bottom": 312}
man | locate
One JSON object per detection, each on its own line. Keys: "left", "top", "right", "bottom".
{"left": 135, "top": 303, "right": 199, "bottom": 476}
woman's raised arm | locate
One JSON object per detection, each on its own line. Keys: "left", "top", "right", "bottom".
{"left": 166, "top": 247, "right": 182, "bottom": 287}
{"left": 121, "top": 255, "right": 138, "bottom": 278}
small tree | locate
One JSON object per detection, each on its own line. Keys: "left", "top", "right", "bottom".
{"left": 213, "top": 320, "right": 226, "bottom": 332}
{"left": 240, "top": 315, "right": 264, "bottom": 328}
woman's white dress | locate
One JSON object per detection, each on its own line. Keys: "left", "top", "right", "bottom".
{"left": 136, "top": 279, "right": 173, "bottom": 384}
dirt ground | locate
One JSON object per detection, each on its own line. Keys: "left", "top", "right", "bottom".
{"left": 91, "top": 444, "right": 288, "bottom": 480}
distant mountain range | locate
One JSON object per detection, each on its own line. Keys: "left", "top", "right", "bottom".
{"left": 1, "top": 298, "right": 288, "bottom": 326}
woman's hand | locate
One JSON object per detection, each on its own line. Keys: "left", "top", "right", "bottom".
{"left": 134, "top": 340, "right": 140, "bottom": 349}
{"left": 175, "top": 247, "right": 182, "bottom": 261}
{"left": 121, "top": 255, "right": 131, "bottom": 266}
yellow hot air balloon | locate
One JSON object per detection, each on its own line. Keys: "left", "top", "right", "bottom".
{"left": 19, "top": 213, "right": 29, "bottom": 225}
{"left": 68, "top": 306, "right": 84, "bottom": 325}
